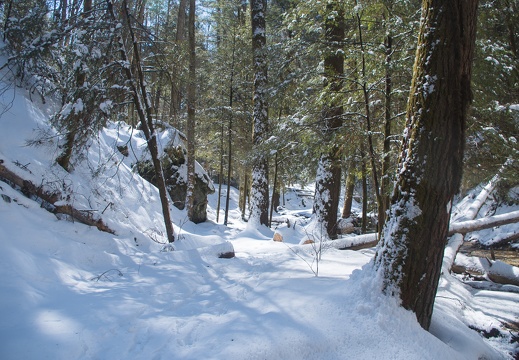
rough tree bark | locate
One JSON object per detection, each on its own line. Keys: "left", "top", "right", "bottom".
{"left": 269, "top": 151, "right": 279, "bottom": 227}
{"left": 360, "top": 146, "right": 368, "bottom": 233}
{"left": 312, "top": 1, "right": 344, "bottom": 239}
{"left": 374, "top": 0, "right": 478, "bottom": 330}
{"left": 249, "top": 0, "right": 269, "bottom": 227}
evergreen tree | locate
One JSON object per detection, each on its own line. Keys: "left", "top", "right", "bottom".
{"left": 465, "top": 0, "right": 519, "bottom": 199}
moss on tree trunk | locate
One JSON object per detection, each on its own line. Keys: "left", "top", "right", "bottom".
{"left": 374, "top": 0, "right": 478, "bottom": 330}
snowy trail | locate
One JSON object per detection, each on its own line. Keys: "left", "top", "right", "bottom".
{"left": 1, "top": 170, "right": 516, "bottom": 359}
{"left": 0, "top": 187, "right": 465, "bottom": 359}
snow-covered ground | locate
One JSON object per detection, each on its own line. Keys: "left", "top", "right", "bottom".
{"left": 1, "top": 61, "right": 518, "bottom": 360}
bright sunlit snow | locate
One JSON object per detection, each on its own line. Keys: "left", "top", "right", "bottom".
{"left": 0, "top": 58, "right": 518, "bottom": 360}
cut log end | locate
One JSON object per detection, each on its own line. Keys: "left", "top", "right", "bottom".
{"left": 273, "top": 233, "right": 283, "bottom": 242}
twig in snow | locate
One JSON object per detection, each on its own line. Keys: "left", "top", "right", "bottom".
{"left": 90, "top": 269, "right": 123, "bottom": 282}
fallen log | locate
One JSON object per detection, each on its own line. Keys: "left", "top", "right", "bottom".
{"left": 54, "top": 204, "right": 115, "bottom": 234}
{"left": 0, "top": 161, "right": 115, "bottom": 234}
{"left": 485, "top": 231, "right": 519, "bottom": 248}
{"left": 197, "top": 241, "right": 235, "bottom": 259}
{"left": 311, "top": 209, "right": 519, "bottom": 252}
{"left": 442, "top": 234, "right": 465, "bottom": 274}
{"left": 487, "top": 260, "right": 519, "bottom": 287}
{"left": 452, "top": 253, "right": 519, "bottom": 287}
{"left": 458, "top": 176, "right": 499, "bottom": 221}
{"left": 0, "top": 161, "right": 59, "bottom": 205}
{"left": 296, "top": 179, "right": 517, "bottom": 253}
{"left": 448, "top": 210, "right": 519, "bottom": 236}
{"left": 443, "top": 178, "right": 503, "bottom": 273}
{"left": 334, "top": 233, "right": 379, "bottom": 250}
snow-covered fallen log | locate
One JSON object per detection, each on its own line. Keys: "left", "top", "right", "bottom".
{"left": 453, "top": 176, "right": 498, "bottom": 222}
{"left": 448, "top": 210, "right": 519, "bottom": 236}
{"left": 485, "top": 231, "right": 519, "bottom": 248}
{"left": 0, "top": 161, "right": 115, "bottom": 234}
{"left": 197, "top": 241, "right": 235, "bottom": 259}
{"left": 333, "top": 233, "right": 379, "bottom": 250}
{"left": 276, "top": 232, "right": 378, "bottom": 250}
{"left": 487, "top": 260, "right": 519, "bottom": 287}
{"left": 443, "top": 178, "right": 499, "bottom": 273}
{"left": 452, "top": 253, "right": 519, "bottom": 288}
{"left": 308, "top": 208, "right": 519, "bottom": 253}
{"left": 442, "top": 234, "right": 465, "bottom": 274}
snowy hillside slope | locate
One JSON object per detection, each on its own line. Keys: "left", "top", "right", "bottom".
{"left": 0, "top": 74, "right": 219, "bottom": 251}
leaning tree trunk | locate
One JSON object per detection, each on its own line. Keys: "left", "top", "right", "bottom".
{"left": 374, "top": 0, "right": 478, "bottom": 330}
{"left": 109, "top": 0, "right": 175, "bottom": 242}
{"left": 249, "top": 0, "right": 269, "bottom": 227}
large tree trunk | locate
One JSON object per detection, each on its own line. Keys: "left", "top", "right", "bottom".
{"left": 313, "top": 150, "right": 342, "bottom": 238}
{"left": 312, "top": 2, "right": 344, "bottom": 239}
{"left": 176, "top": 0, "right": 188, "bottom": 42}
{"left": 249, "top": 0, "right": 269, "bottom": 227}
{"left": 239, "top": 170, "right": 249, "bottom": 218}
{"left": 374, "top": 0, "right": 478, "bottom": 330}
{"left": 169, "top": 0, "right": 188, "bottom": 123}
